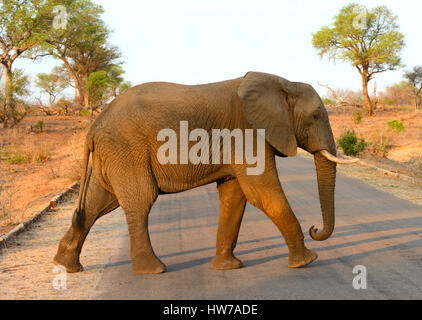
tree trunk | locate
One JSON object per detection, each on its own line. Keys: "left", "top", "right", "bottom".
{"left": 74, "top": 74, "right": 89, "bottom": 108}
{"left": 84, "top": 88, "right": 89, "bottom": 108}
{"left": 2, "top": 64, "right": 13, "bottom": 127}
{"left": 72, "top": 75, "right": 87, "bottom": 108}
{"left": 361, "top": 73, "right": 374, "bottom": 116}
{"left": 77, "top": 81, "right": 86, "bottom": 108}
{"left": 83, "top": 73, "right": 90, "bottom": 108}
{"left": 415, "top": 94, "right": 420, "bottom": 111}
{"left": 61, "top": 57, "right": 85, "bottom": 108}
{"left": 74, "top": 83, "right": 84, "bottom": 108}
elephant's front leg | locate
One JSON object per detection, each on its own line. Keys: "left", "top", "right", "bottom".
{"left": 235, "top": 163, "right": 318, "bottom": 269}
{"left": 210, "top": 178, "right": 246, "bottom": 270}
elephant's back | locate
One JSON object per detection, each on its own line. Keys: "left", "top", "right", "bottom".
{"left": 123, "top": 78, "right": 243, "bottom": 110}
{"left": 101, "top": 78, "right": 244, "bottom": 130}
{"left": 86, "top": 77, "right": 247, "bottom": 169}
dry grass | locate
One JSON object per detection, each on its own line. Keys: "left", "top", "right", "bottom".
{"left": 1, "top": 143, "right": 52, "bottom": 165}
{"left": 0, "top": 181, "right": 15, "bottom": 224}
{"left": 0, "top": 112, "right": 89, "bottom": 234}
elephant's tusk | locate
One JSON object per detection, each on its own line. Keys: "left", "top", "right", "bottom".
{"left": 319, "top": 150, "right": 359, "bottom": 165}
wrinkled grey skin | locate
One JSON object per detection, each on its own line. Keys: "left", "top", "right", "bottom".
{"left": 54, "top": 72, "right": 337, "bottom": 274}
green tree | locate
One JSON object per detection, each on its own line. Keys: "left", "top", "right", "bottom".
{"left": 86, "top": 66, "right": 131, "bottom": 107}
{"left": 403, "top": 66, "right": 422, "bottom": 110}
{"left": 119, "top": 81, "right": 132, "bottom": 95}
{"left": 36, "top": 67, "right": 68, "bottom": 105}
{"left": 9, "top": 69, "right": 31, "bottom": 98}
{"left": 0, "top": 68, "right": 31, "bottom": 126}
{"left": 107, "top": 64, "right": 125, "bottom": 98}
{"left": 0, "top": 0, "right": 51, "bottom": 126}
{"left": 312, "top": 3, "right": 405, "bottom": 116}
{"left": 44, "top": 0, "right": 121, "bottom": 108}
{"left": 86, "top": 70, "right": 109, "bottom": 107}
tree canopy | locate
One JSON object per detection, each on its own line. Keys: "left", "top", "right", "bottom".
{"left": 44, "top": 0, "right": 122, "bottom": 108}
{"left": 0, "top": 0, "right": 52, "bottom": 126}
{"left": 0, "top": 0, "right": 129, "bottom": 127}
{"left": 312, "top": 3, "right": 405, "bottom": 115}
{"left": 36, "top": 67, "right": 68, "bottom": 105}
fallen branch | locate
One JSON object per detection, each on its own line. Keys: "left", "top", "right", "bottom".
{"left": 35, "top": 97, "right": 57, "bottom": 116}
{"left": 318, "top": 82, "right": 363, "bottom": 108}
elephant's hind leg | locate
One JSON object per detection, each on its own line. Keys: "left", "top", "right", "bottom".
{"left": 54, "top": 171, "right": 119, "bottom": 273}
{"left": 210, "top": 178, "right": 246, "bottom": 270}
{"left": 110, "top": 167, "right": 166, "bottom": 275}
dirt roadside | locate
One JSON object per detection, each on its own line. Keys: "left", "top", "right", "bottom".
{"left": 328, "top": 106, "right": 422, "bottom": 181}
{"left": 0, "top": 114, "right": 88, "bottom": 236}
{"left": 1, "top": 153, "right": 421, "bottom": 299}
{"left": 0, "top": 192, "right": 126, "bottom": 300}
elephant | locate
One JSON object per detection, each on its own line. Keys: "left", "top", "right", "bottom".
{"left": 54, "top": 71, "right": 356, "bottom": 274}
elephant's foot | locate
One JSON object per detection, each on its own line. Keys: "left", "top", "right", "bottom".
{"left": 132, "top": 257, "right": 167, "bottom": 274}
{"left": 210, "top": 254, "right": 243, "bottom": 270}
{"left": 288, "top": 248, "right": 318, "bottom": 268}
{"left": 53, "top": 253, "right": 84, "bottom": 273}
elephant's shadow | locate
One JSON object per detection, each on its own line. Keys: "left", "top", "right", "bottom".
{"left": 85, "top": 216, "right": 422, "bottom": 272}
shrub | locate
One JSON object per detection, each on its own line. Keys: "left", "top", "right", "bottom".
{"left": 370, "top": 130, "right": 391, "bottom": 158}
{"left": 379, "top": 98, "right": 397, "bottom": 106}
{"left": 34, "top": 120, "right": 45, "bottom": 133}
{"left": 1, "top": 149, "right": 9, "bottom": 159}
{"left": 367, "top": 125, "right": 399, "bottom": 158}
{"left": 2, "top": 145, "right": 51, "bottom": 164}
{"left": 373, "top": 139, "right": 389, "bottom": 158}
{"left": 353, "top": 112, "right": 362, "bottom": 125}
{"left": 398, "top": 106, "right": 412, "bottom": 112}
{"left": 79, "top": 108, "right": 91, "bottom": 116}
{"left": 35, "top": 148, "right": 51, "bottom": 163}
{"left": 337, "top": 129, "right": 368, "bottom": 156}
{"left": 6, "top": 152, "right": 29, "bottom": 164}
{"left": 387, "top": 120, "right": 405, "bottom": 133}
{"left": 322, "top": 98, "right": 337, "bottom": 106}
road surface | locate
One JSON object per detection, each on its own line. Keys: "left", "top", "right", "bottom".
{"left": 1, "top": 155, "right": 422, "bottom": 300}
{"left": 92, "top": 156, "right": 422, "bottom": 299}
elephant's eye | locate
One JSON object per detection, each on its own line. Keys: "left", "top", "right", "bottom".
{"left": 312, "top": 111, "right": 320, "bottom": 121}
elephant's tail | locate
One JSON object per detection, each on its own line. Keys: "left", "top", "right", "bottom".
{"left": 75, "top": 138, "right": 94, "bottom": 227}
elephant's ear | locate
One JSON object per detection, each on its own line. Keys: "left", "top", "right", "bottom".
{"left": 238, "top": 72, "right": 298, "bottom": 157}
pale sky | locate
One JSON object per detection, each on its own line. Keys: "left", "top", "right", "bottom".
{"left": 15, "top": 0, "right": 422, "bottom": 99}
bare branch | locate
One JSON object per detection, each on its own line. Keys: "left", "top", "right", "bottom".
{"left": 318, "top": 82, "right": 346, "bottom": 104}
{"left": 318, "top": 82, "right": 363, "bottom": 108}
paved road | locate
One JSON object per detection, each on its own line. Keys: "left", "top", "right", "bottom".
{"left": 91, "top": 156, "right": 422, "bottom": 299}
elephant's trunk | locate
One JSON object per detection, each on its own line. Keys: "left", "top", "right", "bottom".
{"left": 309, "top": 151, "right": 337, "bottom": 241}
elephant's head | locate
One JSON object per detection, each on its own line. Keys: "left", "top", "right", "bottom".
{"left": 238, "top": 72, "right": 356, "bottom": 241}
